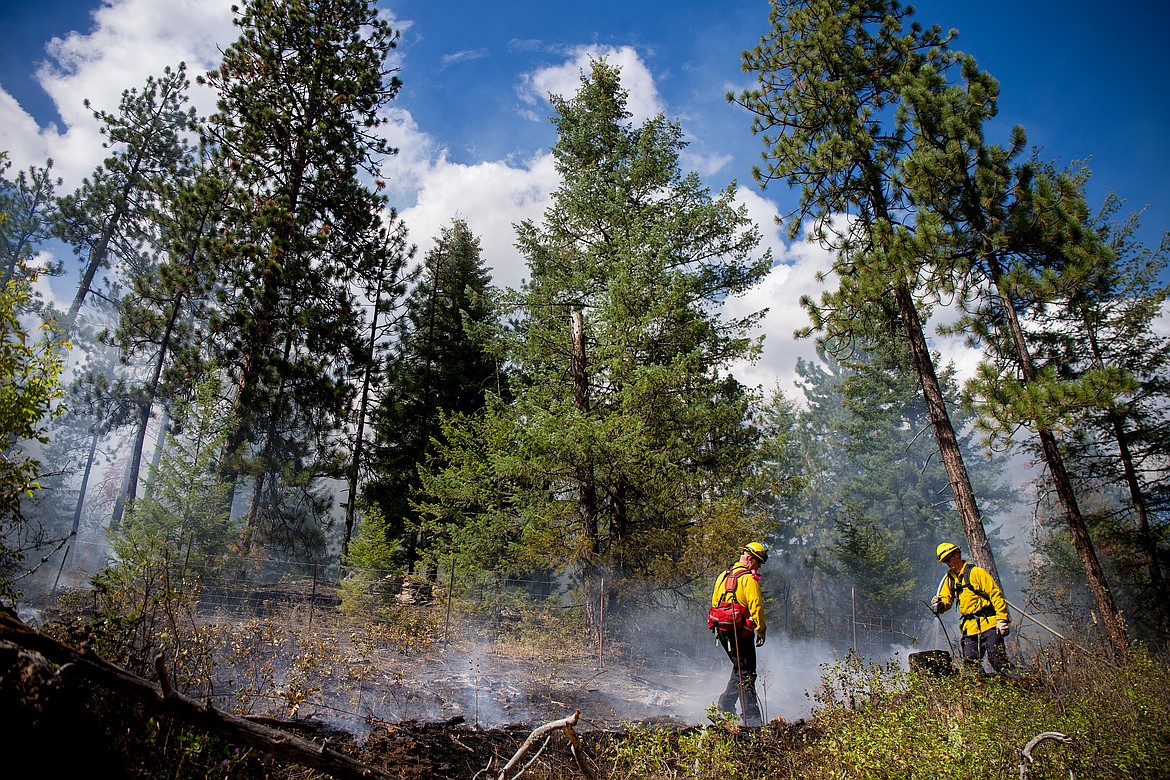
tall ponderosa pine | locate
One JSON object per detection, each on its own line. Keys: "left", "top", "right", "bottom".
{"left": 197, "top": 0, "right": 402, "bottom": 563}
{"left": 421, "top": 61, "right": 772, "bottom": 612}
{"left": 0, "top": 156, "right": 62, "bottom": 303}
{"left": 340, "top": 212, "right": 415, "bottom": 566}
{"left": 1056, "top": 202, "right": 1170, "bottom": 643}
{"left": 54, "top": 64, "right": 197, "bottom": 329}
{"left": 104, "top": 69, "right": 210, "bottom": 530}
{"left": 960, "top": 162, "right": 1168, "bottom": 650}
{"left": 365, "top": 218, "right": 499, "bottom": 572}
{"left": 734, "top": 0, "right": 1006, "bottom": 583}
{"left": 735, "top": 0, "right": 1131, "bottom": 653}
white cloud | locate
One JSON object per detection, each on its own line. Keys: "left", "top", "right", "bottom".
{"left": 396, "top": 151, "right": 557, "bottom": 291}
{"left": 3, "top": 6, "right": 811, "bottom": 393}
{"left": 723, "top": 188, "right": 834, "bottom": 399}
{"left": 7, "top": 0, "right": 234, "bottom": 189}
{"left": 518, "top": 44, "right": 665, "bottom": 125}
{"left": 0, "top": 91, "right": 48, "bottom": 166}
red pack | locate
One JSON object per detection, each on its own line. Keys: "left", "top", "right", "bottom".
{"left": 706, "top": 567, "right": 752, "bottom": 631}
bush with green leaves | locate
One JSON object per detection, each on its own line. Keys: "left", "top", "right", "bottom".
{"left": 798, "top": 647, "right": 1170, "bottom": 780}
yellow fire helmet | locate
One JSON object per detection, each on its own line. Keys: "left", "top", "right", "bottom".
{"left": 741, "top": 541, "right": 769, "bottom": 564}
{"left": 936, "top": 542, "right": 960, "bottom": 562}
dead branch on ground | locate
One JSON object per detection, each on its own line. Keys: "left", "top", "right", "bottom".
{"left": 493, "top": 710, "right": 594, "bottom": 780}
{"left": 0, "top": 609, "right": 397, "bottom": 780}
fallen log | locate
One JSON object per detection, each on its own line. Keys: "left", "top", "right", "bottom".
{"left": 0, "top": 609, "right": 396, "bottom": 780}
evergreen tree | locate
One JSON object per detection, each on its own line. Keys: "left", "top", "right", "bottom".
{"left": 765, "top": 343, "right": 1015, "bottom": 639}
{"left": 340, "top": 212, "right": 415, "bottom": 566}
{"left": 732, "top": 0, "right": 1003, "bottom": 584}
{"left": 420, "top": 60, "right": 773, "bottom": 615}
{"left": 962, "top": 163, "right": 1170, "bottom": 648}
{"left": 195, "top": 0, "right": 403, "bottom": 564}
{"left": 365, "top": 218, "right": 500, "bottom": 572}
{"left": 54, "top": 64, "right": 197, "bottom": 329}
{"left": 952, "top": 158, "right": 1132, "bottom": 653}
{"left": 103, "top": 74, "right": 214, "bottom": 529}
{"left": 0, "top": 155, "right": 63, "bottom": 305}
{"left": 115, "top": 375, "right": 235, "bottom": 581}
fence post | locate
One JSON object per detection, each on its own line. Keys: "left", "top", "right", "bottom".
{"left": 599, "top": 578, "right": 605, "bottom": 669}
{"left": 308, "top": 562, "right": 317, "bottom": 630}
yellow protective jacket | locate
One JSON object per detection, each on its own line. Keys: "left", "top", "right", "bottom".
{"left": 937, "top": 562, "right": 1010, "bottom": 636}
{"left": 711, "top": 562, "right": 766, "bottom": 638}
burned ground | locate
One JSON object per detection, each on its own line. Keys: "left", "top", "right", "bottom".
{"left": 271, "top": 712, "right": 820, "bottom": 780}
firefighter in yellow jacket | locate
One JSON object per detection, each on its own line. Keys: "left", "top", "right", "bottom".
{"left": 931, "top": 542, "right": 1012, "bottom": 674}
{"left": 710, "top": 542, "right": 767, "bottom": 725}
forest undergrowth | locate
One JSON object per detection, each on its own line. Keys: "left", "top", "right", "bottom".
{"left": 15, "top": 578, "right": 1170, "bottom": 780}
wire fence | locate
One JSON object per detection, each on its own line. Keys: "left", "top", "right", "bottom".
{"left": 19, "top": 537, "right": 1098, "bottom": 668}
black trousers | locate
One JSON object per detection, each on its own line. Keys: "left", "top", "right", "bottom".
{"left": 960, "top": 625, "right": 1011, "bottom": 674}
{"left": 716, "top": 628, "right": 762, "bottom": 724}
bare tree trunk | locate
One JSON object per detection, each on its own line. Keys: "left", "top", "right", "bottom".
{"left": 986, "top": 258, "right": 1128, "bottom": 656}
{"left": 341, "top": 269, "right": 388, "bottom": 568}
{"left": 570, "top": 307, "right": 599, "bottom": 554}
{"left": 1083, "top": 311, "right": 1170, "bottom": 639}
{"left": 52, "top": 428, "right": 100, "bottom": 593}
{"left": 894, "top": 283, "right": 999, "bottom": 582}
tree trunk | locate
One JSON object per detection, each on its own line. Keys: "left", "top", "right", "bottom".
{"left": 52, "top": 427, "right": 100, "bottom": 593}
{"left": 341, "top": 269, "right": 387, "bottom": 568}
{"left": 986, "top": 258, "right": 1128, "bottom": 655}
{"left": 894, "top": 283, "right": 999, "bottom": 582}
{"left": 570, "top": 306, "right": 599, "bottom": 561}
{"left": 1083, "top": 310, "right": 1170, "bottom": 638}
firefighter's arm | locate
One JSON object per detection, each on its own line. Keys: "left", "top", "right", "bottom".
{"left": 740, "top": 576, "right": 765, "bottom": 638}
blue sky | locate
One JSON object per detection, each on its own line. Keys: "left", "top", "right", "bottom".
{"left": 2, "top": 0, "right": 1168, "bottom": 394}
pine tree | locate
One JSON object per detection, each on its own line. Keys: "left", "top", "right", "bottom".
{"left": 420, "top": 60, "right": 773, "bottom": 615}
{"left": 960, "top": 162, "right": 1170, "bottom": 648}
{"left": 54, "top": 64, "right": 197, "bottom": 329}
{"left": 115, "top": 375, "right": 235, "bottom": 580}
{"left": 339, "top": 211, "right": 415, "bottom": 567}
{"left": 365, "top": 218, "right": 499, "bottom": 573}
{"left": 195, "top": 0, "right": 403, "bottom": 564}
{"left": 732, "top": 0, "right": 1003, "bottom": 584}
{"left": 0, "top": 155, "right": 62, "bottom": 303}
{"left": 948, "top": 158, "right": 1131, "bottom": 653}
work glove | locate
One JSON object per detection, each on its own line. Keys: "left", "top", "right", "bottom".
{"left": 930, "top": 596, "right": 945, "bottom": 615}
{"left": 997, "top": 619, "right": 1010, "bottom": 637}
{"left": 755, "top": 632, "right": 766, "bottom": 647}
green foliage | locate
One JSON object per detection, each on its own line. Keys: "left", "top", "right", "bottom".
{"left": 338, "top": 504, "right": 402, "bottom": 616}
{"left": 366, "top": 218, "right": 503, "bottom": 570}
{"left": 115, "top": 375, "right": 236, "bottom": 579}
{"left": 799, "top": 648, "right": 1170, "bottom": 780}
{"left": 606, "top": 717, "right": 743, "bottom": 780}
{"left": 0, "top": 265, "right": 67, "bottom": 594}
{"left": 0, "top": 154, "right": 62, "bottom": 303}
{"left": 732, "top": 0, "right": 1005, "bottom": 583}
{"left": 828, "top": 511, "right": 914, "bottom": 607}
{"left": 421, "top": 59, "right": 776, "bottom": 595}
{"left": 196, "top": 0, "right": 404, "bottom": 560}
